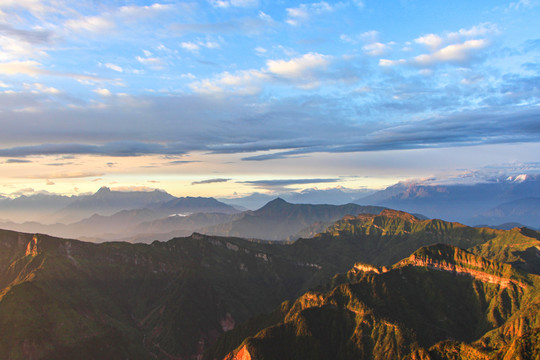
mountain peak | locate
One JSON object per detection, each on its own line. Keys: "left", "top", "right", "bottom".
{"left": 379, "top": 209, "right": 419, "bottom": 222}
{"left": 96, "top": 186, "right": 111, "bottom": 194}
{"left": 258, "top": 197, "right": 290, "bottom": 210}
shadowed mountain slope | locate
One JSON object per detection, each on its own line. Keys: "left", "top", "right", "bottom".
{"left": 2, "top": 209, "right": 540, "bottom": 359}
{"left": 355, "top": 175, "right": 540, "bottom": 226}
{"left": 216, "top": 244, "right": 540, "bottom": 360}
{"left": 472, "top": 197, "right": 540, "bottom": 229}
{"left": 203, "top": 198, "right": 386, "bottom": 241}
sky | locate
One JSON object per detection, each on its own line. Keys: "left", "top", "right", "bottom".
{"left": 0, "top": 0, "right": 539, "bottom": 198}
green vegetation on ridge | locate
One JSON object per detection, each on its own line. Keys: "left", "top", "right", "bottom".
{"left": 1, "top": 208, "right": 540, "bottom": 359}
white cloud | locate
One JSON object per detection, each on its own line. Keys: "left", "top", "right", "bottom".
{"left": 181, "top": 42, "right": 200, "bottom": 52}
{"left": 286, "top": 1, "right": 334, "bottom": 26}
{"left": 25, "top": 82, "right": 60, "bottom": 94}
{"left": 0, "top": 36, "right": 46, "bottom": 61}
{"left": 415, "top": 23, "right": 497, "bottom": 51}
{"left": 65, "top": 15, "right": 115, "bottom": 33}
{"left": 415, "top": 34, "right": 443, "bottom": 50}
{"left": 255, "top": 46, "right": 267, "bottom": 55}
{"left": 452, "top": 23, "right": 498, "bottom": 38}
{"left": 266, "top": 53, "right": 330, "bottom": 78}
{"left": 0, "top": 60, "right": 45, "bottom": 76}
{"left": 0, "top": 0, "right": 59, "bottom": 17}
{"left": 136, "top": 55, "right": 164, "bottom": 69}
{"left": 0, "top": 60, "right": 105, "bottom": 82}
{"left": 414, "top": 39, "right": 489, "bottom": 66}
{"left": 379, "top": 59, "right": 406, "bottom": 67}
{"left": 359, "top": 30, "right": 379, "bottom": 42}
{"left": 191, "top": 69, "right": 268, "bottom": 95}
{"left": 208, "top": 0, "right": 258, "bottom": 8}
{"left": 340, "top": 30, "right": 378, "bottom": 45}
{"left": 118, "top": 3, "right": 173, "bottom": 17}
{"left": 191, "top": 52, "right": 332, "bottom": 94}
{"left": 508, "top": 0, "right": 533, "bottom": 10}
{"left": 104, "top": 63, "right": 123, "bottom": 72}
{"left": 363, "top": 42, "right": 392, "bottom": 56}
{"left": 93, "top": 88, "right": 112, "bottom": 96}
{"left": 181, "top": 38, "right": 220, "bottom": 53}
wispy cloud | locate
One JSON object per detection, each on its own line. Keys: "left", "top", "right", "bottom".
{"left": 180, "top": 38, "right": 220, "bottom": 53}
{"left": 5, "top": 158, "right": 32, "bottom": 163}
{"left": 340, "top": 30, "right": 378, "bottom": 44}
{"left": 380, "top": 23, "right": 498, "bottom": 68}
{"left": 172, "top": 12, "right": 274, "bottom": 35}
{"left": 191, "top": 52, "right": 332, "bottom": 94}
{"left": 192, "top": 178, "right": 230, "bottom": 185}
{"left": 103, "top": 63, "right": 123, "bottom": 72}
{"left": 508, "top": 0, "right": 535, "bottom": 10}
{"left": 414, "top": 39, "right": 490, "bottom": 66}
{"left": 208, "top": 0, "right": 258, "bottom": 8}
{"left": 362, "top": 42, "right": 394, "bottom": 56}
{"left": 0, "top": 142, "right": 188, "bottom": 158}
{"left": 0, "top": 23, "right": 53, "bottom": 44}
{"left": 136, "top": 53, "right": 165, "bottom": 70}
{"left": 286, "top": 1, "right": 335, "bottom": 26}
{"left": 0, "top": 60, "right": 107, "bottom": 81}
{"left": 117, "top": 3, "right": 174, "bottom": 17}
{"left": 65, "top": 15, "right": 115, "bottom": 34}
{"left": 22, "top": 171, "right": 105, "bottom": 179}
{"left": 239, "top": 178, "right": 340, "bottom": 191}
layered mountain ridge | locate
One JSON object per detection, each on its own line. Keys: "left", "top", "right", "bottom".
{"left": 355, "top": 174, "right": 540, "bottom": 228}
{"left": 218, "top": 244, "right": 540, "bottom": 360}
{"left": 1, "top": 208, "right": 540, "bottom": 359}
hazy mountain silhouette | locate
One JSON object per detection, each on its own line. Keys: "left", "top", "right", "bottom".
{"left": 356, "top": 174, "right": 540, "bottom": 225}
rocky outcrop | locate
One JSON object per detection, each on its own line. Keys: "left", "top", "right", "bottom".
{"left": 25, "top": 235, "right": 40, "bottom": 257}
{"left": 405, "top": 253, "right": 527, "bottom": 289}
{"left": 224, "top": 345, "right": 251, "bottom": 360}
{"left": 351, "top": 262, "right": 389, "bottom": 274}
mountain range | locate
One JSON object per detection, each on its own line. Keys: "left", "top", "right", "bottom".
{"left": 1, "top": 209, "right": 540, "bottom": 359}
{"left": 218, "top": 187, "right": 375, "bottom": 210}
{"left": 0, "top": 187, "right": 238, "bottom": 225}
{"left": 0, "top": 198, "right": 384, "bottom": 243}
{"left": 355, "top": 174, "right": 540, "bottom": 228}
{"left": 202, "top": 198, "right": 386, "bottom": 241}
{"left": 3, "top": 174, "right": 540, "bottom": 235}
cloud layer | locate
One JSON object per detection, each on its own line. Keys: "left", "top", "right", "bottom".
{"left": 0, "top": 1, "right": 539, "bottom": 196}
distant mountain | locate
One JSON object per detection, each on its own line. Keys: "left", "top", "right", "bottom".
{"left": 2, "top": 209, "right": 540, "bottom": 359}
{"left": 215, "top": 244, "right": 540, "bottom": 360}
{"left": 474, "top": 222, "right": 531, "bottom": 230}
{"left": 0, "top": 193, "right": 74, "bottom": 223}
{"left": 203, "top": 198, "right": 386, "bottom": 241}
{"left": 355, "top": 174, "right": 540, "bottom": 224}
{"left": 124, "top": 212, "right": 239, "bottom": 242}
{"left": 219, "top": 188, "right": 376, "bottom": 210}
{"left": 0, "top": 209, "right": 238, "bottom": 243}
{"left": 0, "top": 188, "right": 238, "bottom": 226}
{"left": 152, "top": 196, "right": 239, "bottom": 216}
{"left": 0, "top": 196, "right": 238, "bottom": 242}
{"left": 283, "top": 187, "right": 375, "bottom": 205}
{"left": 218, "top": 193, "right": 276, "bottom": 211}
{"left": 471, "top": 197, "right": 540, "bottom": 229}
{"left": 53, "top": 187, "right": 175, "bottom": 223}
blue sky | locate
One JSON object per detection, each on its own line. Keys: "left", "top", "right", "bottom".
{"left": 0, "top": 0, "right": 540, "bottom": 197}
